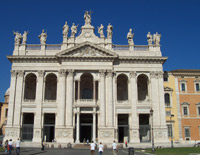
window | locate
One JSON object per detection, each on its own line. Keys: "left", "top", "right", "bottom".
{"left": 181, "top": 83, "right": 186, "bottom": 91}
{"left": 164, "top": 93, "right": 170, "bottom": 107}
{"left": 167, "top": 124, "right": 173, "bottom": 137}
{"left": 195, "top": 83, "right": 200, "bottom": 91}
{"left": 166, "top": 111, "right": 171, "bottom": 116}
{"left": 164, "top": 77, "right": 168, "bottom": 82}
{"left": 184, "top": 127, "right": 191, "bottom": 140}
{"left": 183, "top": 107, "right": 188, "bottom": 115}
{"left": 5, "top": 108, "right": 8, "bottom": 117}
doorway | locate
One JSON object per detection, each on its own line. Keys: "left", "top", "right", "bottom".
{"left": 118, "top": 114, "right": 129, "bottom": 143}
{"left": 43, "top": 113, "right": 55, "bottom": 142}
{"left": 80, "top": 114, "right": 92, "bottom": 142}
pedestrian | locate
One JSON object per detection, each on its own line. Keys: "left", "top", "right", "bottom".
{"left": 125, "top": 141, "right": 128, "bottom": 147}
{"left": 15, "top": 138, "right": 21, "bottom": 155}
{"left": 8, "top": 139, "right": 13, "bottom": 155}
{"left": 112, "top": 140, "right": 118, "bottom": 155}
{"left": 87, "top": 139, "right": 89, "bottom": 145}
{"left": 98, "top": 142, "right": 104, "bottom": 155}
{"left": 90, "top": 141, "right": 95, "bottom": 155}
{"left": 4, "top": 140, "right": 8, "bottom": 154}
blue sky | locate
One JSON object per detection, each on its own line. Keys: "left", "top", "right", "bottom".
{"left": 0, "top": 0, "right": 200, "bottom": 101}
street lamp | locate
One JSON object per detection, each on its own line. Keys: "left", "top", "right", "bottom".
{"left": 170, "top": 114, "right": 174, "bottom": 148}
{"left": 150, "top": 108, "right": 154, "bottom": 153}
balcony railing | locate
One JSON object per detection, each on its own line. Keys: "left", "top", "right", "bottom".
{"left": 74, "top": 99, "right": 98, "bottom": 107}
{"left": 26, "top": 45, "right": 41, "bottom": 50}
{"left": 45, "top": 44, "right": 61, "bottom": 50}
{"left": 113, "top": 45, "right": 129, "bottom": 50}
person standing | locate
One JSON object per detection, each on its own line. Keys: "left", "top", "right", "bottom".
{"left": 90, "top": 141, "right": 95, "bottom": 155}
{"left": 15, "top": 138, "right": 21, "bottom": 155}
{"left": 4, "top": 140, "right": 8, "bottom": 154}
{"left": 98, "top": 142, "right": 104, "bottom": 155}
{"left": 112, "top": 140, "right": 118, "bottom": 155}
{"left": 8, "top": 139, "right": 13, "bottom": 155}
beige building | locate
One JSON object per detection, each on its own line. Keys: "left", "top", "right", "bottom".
{"left": 5, "top": 12, "right": 168, "bottom": 146}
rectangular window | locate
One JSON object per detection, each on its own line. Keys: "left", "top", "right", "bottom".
{"left": 5, "top": 109, "right": 8, "bottom": 117}
{"left": 167, "top": 124, "right": 172, "bottom": 137}
{"left": 181, "top": 83, "right": 186, "bottom": 91}
{"left": 166, "top": 111, "right": 171, "bottom": 116}
{"left": 184, "top": 127, "right": 190, "bottom": 138}
{"left": 164, "top": 77, "right": 168, "bottom": 82}
{"left": 196, "top": 83, "right": 200, "bottom": 91}
{"left": 183, "top": 107, "right": 188, "bottom": 115}
{"left": 198, "top": 107, "right": 200, "bottom": 115}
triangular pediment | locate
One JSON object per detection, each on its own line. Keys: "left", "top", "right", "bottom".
{"left": 56, "top": 42, "right": 118, "bottom": 58}
{"left": 164, "top": 86, "right": 173, "bottom": 91}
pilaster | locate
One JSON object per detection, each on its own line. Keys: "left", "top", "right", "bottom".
{"left": 107, "top": 70, "right": 113, "bottom": 127}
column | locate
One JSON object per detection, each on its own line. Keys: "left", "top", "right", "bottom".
{"left": 33, "top": 71, "right": 44, "bottom": 142}
{"left": 107, "top": 70, "right": 113, "bottom": 127}
{"left": 93, "top": 110, "right": 96, "bottom": 142}
{"left": 150, "top": 72, "right": 160, "bottom": 127}
{"left": 13, "top": 70, "right": 24, "bottom": 127}
{"left": 66, "top": 70, "right": 74, "bottom": 127}
{"left": 99, "top": 70, "right": 105, "bottom": 127}
{"left": 7, "top": 70, "right": 17, "bottom": 127}
{"left": 57, "top": 69, "right": 66, "bottom": 127}
{"left": 93, "top": 81, "right": 96, "bottom": 100}
{"left": 78, "top": 80, "right": 80, "bottom": 100}
{"left": 129, "top": 71, "right": 140, "bottom": 143}
{"left": 76, "top": 108, "right": 80, "bottom": 143}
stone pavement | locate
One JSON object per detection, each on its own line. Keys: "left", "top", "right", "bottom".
{"left": 0, "top": 148, "right": 151, "bottom": 155}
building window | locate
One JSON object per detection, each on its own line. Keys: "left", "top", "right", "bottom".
{"left": 183, "top": 107, "right": 188, "bottom": 115}
{"left": 167, "top": 124, "right": 173, "bottom": 137}
{"left": 164, "top": 77, "right": 168, "bottom": 82}
{"left": 166, "top": 111, "right": 171, "bottom": 116}
{"left": 195, "top": 83, "right": 200, "bottom": 92}
{"left": 184, "top": 127, "right": 191, "bottom": 140}
{"left": 5, "top": 108, "right": 8, "bottom": 117}
{"left": 164, "top": 93, "right": 170, "bottom": 107}
{"left": 181, "top": 83, "right": 186, "bottom": 91}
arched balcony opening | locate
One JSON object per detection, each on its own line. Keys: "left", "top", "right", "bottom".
{"left": 117, "top": 74, "right": 128, "bottom": 101}
{"left": 44, "top": 73, "right": 57, "bottom": 100}
{"left": 137, "top": 74, "right": 149, "bottom": 101}
{"left": 24, "top": 73, "right": 37, "bottom": 100}
{"left": 80, "top": 73, "right": 94, "bottom": 99}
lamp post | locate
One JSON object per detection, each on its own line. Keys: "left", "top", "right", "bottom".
{"left": 150, "top": 108, "right": 154, "bottom": 153}
{"left": 170, "top": 114, "right": 174, "bottom": 148}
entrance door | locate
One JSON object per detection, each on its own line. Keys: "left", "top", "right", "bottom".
{"left": 118, "top": 114, "right": 129, "bottom": 143}
{"left": 43, "top": 113, "right": 55, "bottom": 142}
{"left": 79, "top": 114, "right": 93, "bottom": 142}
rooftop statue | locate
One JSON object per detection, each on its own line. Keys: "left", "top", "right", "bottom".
{"left": 84, "top": 11, "right": 91, "bottom": 25}
{"left": 71, "top": 23, "right": 78, "bottom": 38}
{"left": 147, "top": 32, "right": 153, "bottom": 46}
{"left": 153, "top": 32, "right": 161, "bottom": 46}
{"left": 98, "top": 24, "right": 104, "bottom": 38}
{"left": 127, "top": 28, "right": 134, "bottom": 45}
{"left": 38, "top": 29, "right": 47, "bottom": 44}
{"left": 63, "top": 21, "right": 69, "bottom": 37}
{"left": 22, "top": 31, "right": 28, "bottom": 44}
{"left": 13, "top": 31, "right": 22, "bottom": 44}
{"left": 107, "top": 23, "right": 113, "bottom": 39}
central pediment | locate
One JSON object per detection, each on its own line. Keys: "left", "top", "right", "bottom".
{"left": 56, "top": 42, "right": 118, "bottom": 58}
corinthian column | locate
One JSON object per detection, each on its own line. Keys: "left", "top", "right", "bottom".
{"left": 107, "top": 70, "right": 113, "bottom": 127}
{"left": 13, "top": 70, "right": 24, "bottom": 127}
{"left": 99, "top": 70, "right": 106, "bottom": 127}
{"left": 57, "top": 69, "right": 66, "bottom": 127}
{"left": 33, "top": 70, "right": 44, "bottom": 143}
{"left": 66, "top": 70, "right": 74, "bottom": 127}
{"left": 129, "top": 71, "right": 140, "bottom": 143}
{"left": 7, "top": 70, "right": 17, "bottom": 127}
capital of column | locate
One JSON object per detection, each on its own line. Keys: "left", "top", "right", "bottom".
{"left": 67, "top": 69, "right": 74, "bottom": 77}
{"left": 157, "top": 71, "right": 163, "bottom": 78}
{"left": 150, "top": 71, "right": 157, "bottom": 78}
{"left": 58, "top": 69, "right": 66, "bottom": 77}
{"left": 99, "top": 70, "right": 106, "bottom": 77}
{"left": 17, "top": 70, "right": 24, "bottom": 77}
{"left": 107, "top": 70, "right": 113, "bottom": 77}
{"left": 129, "top": 71, "right": 137, "bottom": 78}
{"left": 11, "top": 70, "right": 17, "bottom": 77}
{"left": 38, "top": 70, "right": 44, "bottom": 77}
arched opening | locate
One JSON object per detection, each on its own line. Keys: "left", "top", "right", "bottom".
{"left": 137, "top": 74, "right": 148, "bottom": 101}
{"left": 44, "top": 73, "right": 57, "bottom": 100}
{"left": 117, "top": 74, "right": 128, "bottom": 100}
{"left": 80, "top": 73, "right": 93, "bottom": 99}
{"left": 164, "top": 93, "right": 170, "bottom": 107}
{"left": 24, "top": 73, "right": 37, "bottom": 100}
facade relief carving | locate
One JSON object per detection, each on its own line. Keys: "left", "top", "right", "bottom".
{"left": 6, "top": 129, "right": 18, "bottom": 137}
{"left": 99, "top": 131, "right": 113, "bottom": 138}
{"left": 56, "top": 130, "right": 72, "bottom": 138}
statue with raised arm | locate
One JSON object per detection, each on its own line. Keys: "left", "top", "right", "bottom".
{"left": 38, "top": 29, "right": 47, "bottom": 44}
{"left": 84, "top": 11, "right": 91, "bottom": 25}
{"left": 107, "top": 23, "right": 113, "bottom": 39}
{"left": 63, "top": 21, "right": 69, "bottom": 37}
{"left": 147, "top": 32, "right": 153, "bottom": 46}
{"left": 127, "top": 28, "right": 134, "bottom": 45}
{"left": 13, "top": 31, "right": 22, "bottom": 44}
{"left": 153, "top": 32, "right": 161, "bottom": 46}
{"left": 71, "top": 23, "right": 78, "bottom": 38}
{"left": 98, "top": 24, "right": 104, "bottom": 38}
{"left": 22, "top": 31, "right": 28, "bottom": 44}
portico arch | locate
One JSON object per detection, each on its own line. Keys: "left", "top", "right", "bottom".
{"left": 117, "top": 74, "right": 128, "bottom": 100}
{"left": 24, "top": 73, "right": 37, "bottom": 100}
{"left": 80, "top": 73, "right": 94, "bottom": 99}
{"left": 44, "top": 73, "right": 57, "bottom": 100}
{"left": 137, "top": 74, "right": 149, "bottom": 101}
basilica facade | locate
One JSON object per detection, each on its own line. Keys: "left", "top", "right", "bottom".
{"left": 5, "top": 12, "right": 168, "bottom": 145}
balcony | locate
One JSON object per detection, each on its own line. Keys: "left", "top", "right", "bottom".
{"left": 74, "top": 99, "right": 98, "bottom": 107}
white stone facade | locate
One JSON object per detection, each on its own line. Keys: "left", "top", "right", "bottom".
{"left": 5, "top": 12, "right": 168, "bottom": 145}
